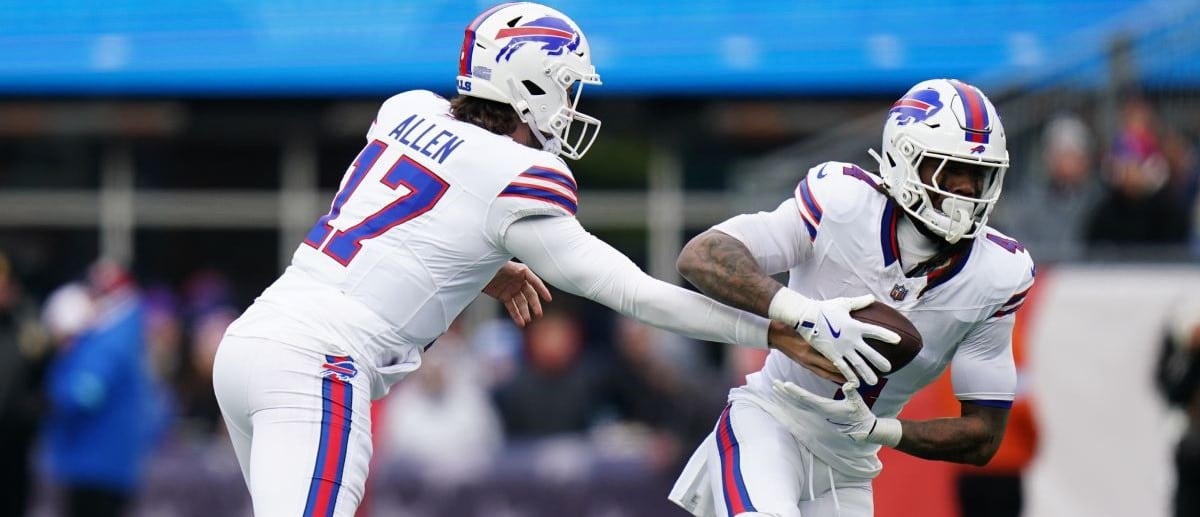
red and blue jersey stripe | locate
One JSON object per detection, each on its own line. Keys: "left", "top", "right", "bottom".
{"left": 993, "top": 285, "right": 1031, "bottom": 318}
{"left": 716, "top": 405, "right": 756, "bottom": 515}
{"left": 950, "top": 80, "right": 991, "bottom": 144}
{"left": 500, "top": 166, "right": 579, "bottom": 214}
{"left": 518, "top": 165, "right": 578, "bottom": 191}
{"left": 303, "top": 355, "right": 355, "bottom": 517}
{"left": 795, "top": 176, "right": 823, "bottom": 239}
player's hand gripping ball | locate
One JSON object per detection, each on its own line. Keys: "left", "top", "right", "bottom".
{"left": 849, "top": 302, "right": 922, "bottom": 375}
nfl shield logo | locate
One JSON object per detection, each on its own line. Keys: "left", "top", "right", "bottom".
{"left": 890, "top": 284, "right": 909, "bottom": 301}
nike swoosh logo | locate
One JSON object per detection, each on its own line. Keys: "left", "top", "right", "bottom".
{"left": 823, "top": 315, "right": 841, "bottom": 338}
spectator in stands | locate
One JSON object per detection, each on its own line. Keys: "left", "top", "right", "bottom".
{"left": 382, "top": 319, "right": 503, "bottom": 487}
{"left": 1085, "top": 98, "right": 1191, "bottom": 252}
{"left": 142, "top": 286, "right": 183, "bottom": 384}
{"left": 1160, "top": 129, "right": 1200, "bottom": 255}
{"left": 992, "top": 114, "right": 1100, "bottom": 262}
{"left": 494, "top": 306, "right": 605, "bottom": 438}
{"left": 1164, "top": 131, "right": 1200, "bottom": 204}
{"left": 0, "top": 252, "right": 50, "bottom": 517}
{"left": 176, "top": 269, "right": 237, "bottom": 439}
{"left": 469, "top": 315, "right": 524, "bottom": 390}
{"left": 1158, "top": 303, "right": 1200, "bottom": 517}
{"left": 42, "top": 261, "right": 168, "bottom": 517}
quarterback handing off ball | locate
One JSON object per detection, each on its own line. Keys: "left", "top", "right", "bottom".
{"left": 850, "top": 302, "right": 923, "bottom": 374}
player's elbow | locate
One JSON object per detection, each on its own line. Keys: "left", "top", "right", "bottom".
{"left": 966, "top": 435, "right": 1004, "bottom": 467}
{"left": 678, "top": 230, "right": 730, "bottom": 282}
{"left": 676, "top": 235, "right": 708, "bottom": 283}
{"left": 965, "top": 450, "right": 994, "bottom": 467}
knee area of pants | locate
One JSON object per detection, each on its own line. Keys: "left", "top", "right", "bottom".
{"left": 736, "top": 512, "right": 798, "bottom": 517}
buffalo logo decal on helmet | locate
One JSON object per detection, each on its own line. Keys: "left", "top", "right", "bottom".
{"left": 495, "top": 16, "right": 581, "bottom": 62}
{"left": 888, "top": 88, "right": 944, "bottom": 126}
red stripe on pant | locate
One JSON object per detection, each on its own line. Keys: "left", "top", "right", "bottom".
{"left": 717, "top": 406, "right": 753, "bottom": 515}
{"left": 304, "top": 375, "right": 352, "bottom": 517}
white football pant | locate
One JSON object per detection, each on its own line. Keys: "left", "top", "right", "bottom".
{"left": 674, "top": 400, "right": 874, "bottom": 517}
{"left": 213, "top": 335, "right": 374, "bottom": 517}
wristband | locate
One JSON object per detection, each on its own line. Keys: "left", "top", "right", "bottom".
{"left": 768, "top": 288, "right": 818, "bottom": 337}
{"left": 866, "top": 417, "right": 903, "bottom": 447}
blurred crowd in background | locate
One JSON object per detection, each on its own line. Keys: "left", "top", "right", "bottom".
{"left": 0, "top": 90, "right": 1198, "bottom": 517}
{"left": 0, "top": 252, "right": 745, "bottom": 516}
{"left": 991, "top": 95, "right": 1199, "bottom": 262}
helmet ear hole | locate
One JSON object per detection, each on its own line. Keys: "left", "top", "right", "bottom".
{"left": 521, "top": 80, "right": 546, "bottom": 96}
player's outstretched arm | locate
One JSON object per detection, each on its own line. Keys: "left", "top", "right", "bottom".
{"left": 503, "top": 214, "right": 766, "bottom": 346}
{"left": 502, "top": 215, "right": 847, "bottom": 382}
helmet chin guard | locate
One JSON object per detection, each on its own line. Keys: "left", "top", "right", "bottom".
{"left": 872, "top": 79, "right": 1009, "bottom": 243}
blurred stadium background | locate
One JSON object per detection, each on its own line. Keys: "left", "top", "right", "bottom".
{"left": 2, "top": 1, "right": 1200, "bottom": 516}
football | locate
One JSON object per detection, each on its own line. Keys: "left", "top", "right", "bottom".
{"left": 850, "top": 301, "right": 923, "bottom": 375}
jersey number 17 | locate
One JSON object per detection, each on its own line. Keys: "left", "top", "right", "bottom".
{"left": 303, "top": 140, "right": 450, "bottom": 265}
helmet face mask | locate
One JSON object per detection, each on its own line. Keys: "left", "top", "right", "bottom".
{"left": 457, "top": 3, "right": 602, "bottom": 160}
{"left": 871, "top": 79, "right": 1009, "bottom": 243}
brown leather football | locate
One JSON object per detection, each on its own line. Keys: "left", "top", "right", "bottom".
{"left": 849, "top": 301, "right": 923, "bottom": 374}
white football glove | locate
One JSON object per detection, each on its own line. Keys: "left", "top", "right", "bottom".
{"left": 772, "top": 380, "right": 902, "bottom": 447}
{"left": 768, "top": 290, "right": 900, "bottom": 385}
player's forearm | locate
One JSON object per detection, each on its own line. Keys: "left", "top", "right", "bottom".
{"left": 893, "top": 414, "right": 1005, "bottom": 466}
{"left": 505, "top": 217, "right": 769, "bottom": 347}
{"left": 676, "top": 230, "right": 784, "bottom": 317}
{"left": 615, "top": 277, "right": 770, "bottom": 348}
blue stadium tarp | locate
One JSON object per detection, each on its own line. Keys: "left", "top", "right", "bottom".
{"left": 0, "top": 0, "right": 1195, "bottom": 96}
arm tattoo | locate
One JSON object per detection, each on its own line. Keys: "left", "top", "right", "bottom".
{"left": 894, "top": 402, "right": 1009, "bottom": 466}
{"left": 676, "top": 230, "right": 783, "bottom": 317}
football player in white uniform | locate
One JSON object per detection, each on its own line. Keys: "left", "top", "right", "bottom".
{"left": 211, "top": 3, "right": 833, "bottom": 516}
{"left": 668, "top": 79, "right": 1036, "bottom": 517}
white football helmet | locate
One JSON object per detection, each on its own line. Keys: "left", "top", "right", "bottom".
{"left": 456, "top": 2, "right": 602, "bottom": 160}
{"left": 869, "top": 79, "right": 1009, "bottom": 243}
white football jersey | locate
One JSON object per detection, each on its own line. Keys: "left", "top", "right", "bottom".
{"left": 716, "top": 161, "right": 1035, "bottom": 478}
{"left": 225, "top": 90, "right": 579, "bottom": 398}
